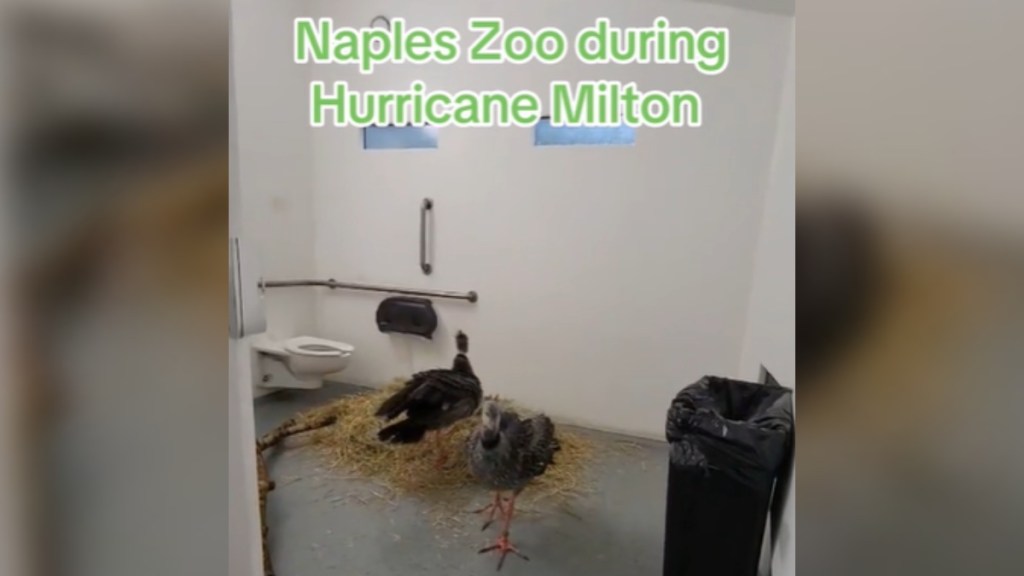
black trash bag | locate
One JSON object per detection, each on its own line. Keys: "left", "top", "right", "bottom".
{"left": 662, "top": 376, "right": 793, "bottom": 576}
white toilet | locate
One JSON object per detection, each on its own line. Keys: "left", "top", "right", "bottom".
{"left": 251, "top": 334, "right": 354, "bottom": 391}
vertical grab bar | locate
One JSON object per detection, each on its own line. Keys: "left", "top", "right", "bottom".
{"left": 420, "top": 198, "right": 433, "bottom": 274}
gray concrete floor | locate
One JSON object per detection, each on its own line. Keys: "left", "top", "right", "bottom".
{"left": 255, "top": 383, "right": 669, "bottom": 575}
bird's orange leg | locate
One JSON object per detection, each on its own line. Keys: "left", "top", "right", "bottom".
{"left": 472, "top": 491, "right": 507, "bottom": 531}
{"left": 427, "top": 429, "right": 439, "bottom": 467}
{"left": 478, "top": 492, "right": 528, "bottom": 570}
{"left": 428, "top": 430, "right": 443, "bottom": 468}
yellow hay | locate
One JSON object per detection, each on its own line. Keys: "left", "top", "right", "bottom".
{"left": 293, "top": 381, "right": 597, "bottom": 514}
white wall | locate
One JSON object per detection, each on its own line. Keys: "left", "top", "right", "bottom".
{"left": 740, "top": 24, "right": 794, "bottom": 387}
{"left": 232, "top": 0, "right": 318, "bottom": 341}
{"left": 739, "top": 22, "right": 794, "bottom": 576}
{"left": 304, "top": 0, "right": 793, "bottom": 437}
{"left": 799, "top": 1, "right": 1024, "bottom": 241}
{"left": 228, "top": 5, "right": 263, "bottom": 574}
{"left": 228, "top": 338, "right": 262, "bottom": 576}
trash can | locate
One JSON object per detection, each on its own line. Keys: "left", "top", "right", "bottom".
{"left": 662, "top": 376, "right": 794, "bottom": 576}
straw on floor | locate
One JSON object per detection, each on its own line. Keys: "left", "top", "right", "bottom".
{"left": 257, "top": 411, "right": 340, "bottom": 576}
{"left": 255, "top": 382, "right": 640, "bottom": 573}
{"left": 294, "top": 382, "right": 597, "bottom": 510}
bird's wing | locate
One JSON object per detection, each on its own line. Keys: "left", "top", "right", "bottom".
{"left": 515, "top": 415, "right": 558, "bottom": 478}
{"left": 408, "top": 371, "right": 479, "bottom": 403}
{"left": 403, "top": 371, "right": 481, "bottom": 425}
{"left": 374, "top": 375, "right": 429, "bottom": 420}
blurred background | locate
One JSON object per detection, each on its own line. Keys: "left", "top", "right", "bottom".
{"left": 2, "top": 1, "right": 229, "bottom": 575}
{"left": 798, "top": 1, "right": 1023, "bottom": 575}
{"left": 1, "top": 0, "right": 1022, "bottom": 575}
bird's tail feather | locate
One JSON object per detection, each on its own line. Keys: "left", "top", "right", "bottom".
{"left": 548, "top": 437, "right": 561, "bottom": 466}
{"left": 378, "top": 420, "right": 428, "bottom": 444}
{"left": 543, "top": 417, "right": 560, "bottom": 463}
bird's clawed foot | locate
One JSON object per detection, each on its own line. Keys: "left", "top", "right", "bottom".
{"left": 478, "top": 532, "right": 529, "bottom": 571}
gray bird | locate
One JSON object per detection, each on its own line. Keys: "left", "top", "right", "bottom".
{"left": 375, "top": 331, "right": 481, "bottom": 467}
{"left": 466, "top": 400, "right": 560, "bottom": 569}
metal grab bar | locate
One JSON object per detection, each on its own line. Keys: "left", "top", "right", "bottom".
{"left": 420, "top": 198, "right": 433, "bottom": 275}
{"left": 259, "top": 277, "right": 478, "bottom": 303}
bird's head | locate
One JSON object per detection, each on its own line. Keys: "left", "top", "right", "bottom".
{"left": 479, "top": 400, "right": 502, "bottom": 449}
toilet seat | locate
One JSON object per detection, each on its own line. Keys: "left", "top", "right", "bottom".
{"left": 284, "top": 336, "right": 354, "bottom": 357}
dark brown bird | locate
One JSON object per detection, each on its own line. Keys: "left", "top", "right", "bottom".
{"left": 375, "top": 331, "right": 481, "bottom": 466}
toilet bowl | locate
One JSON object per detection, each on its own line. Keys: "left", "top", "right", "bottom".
{"left": 252, "top": 334, "right": 354, "bottom": 390}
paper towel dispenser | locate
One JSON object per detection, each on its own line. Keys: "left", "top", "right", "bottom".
{"left": 375, "top": 296, "right": 437, "bottom": 339}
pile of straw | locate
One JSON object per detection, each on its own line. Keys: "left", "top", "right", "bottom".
{"left": 293, "top": 382, "right": 596, "bottom": 512}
